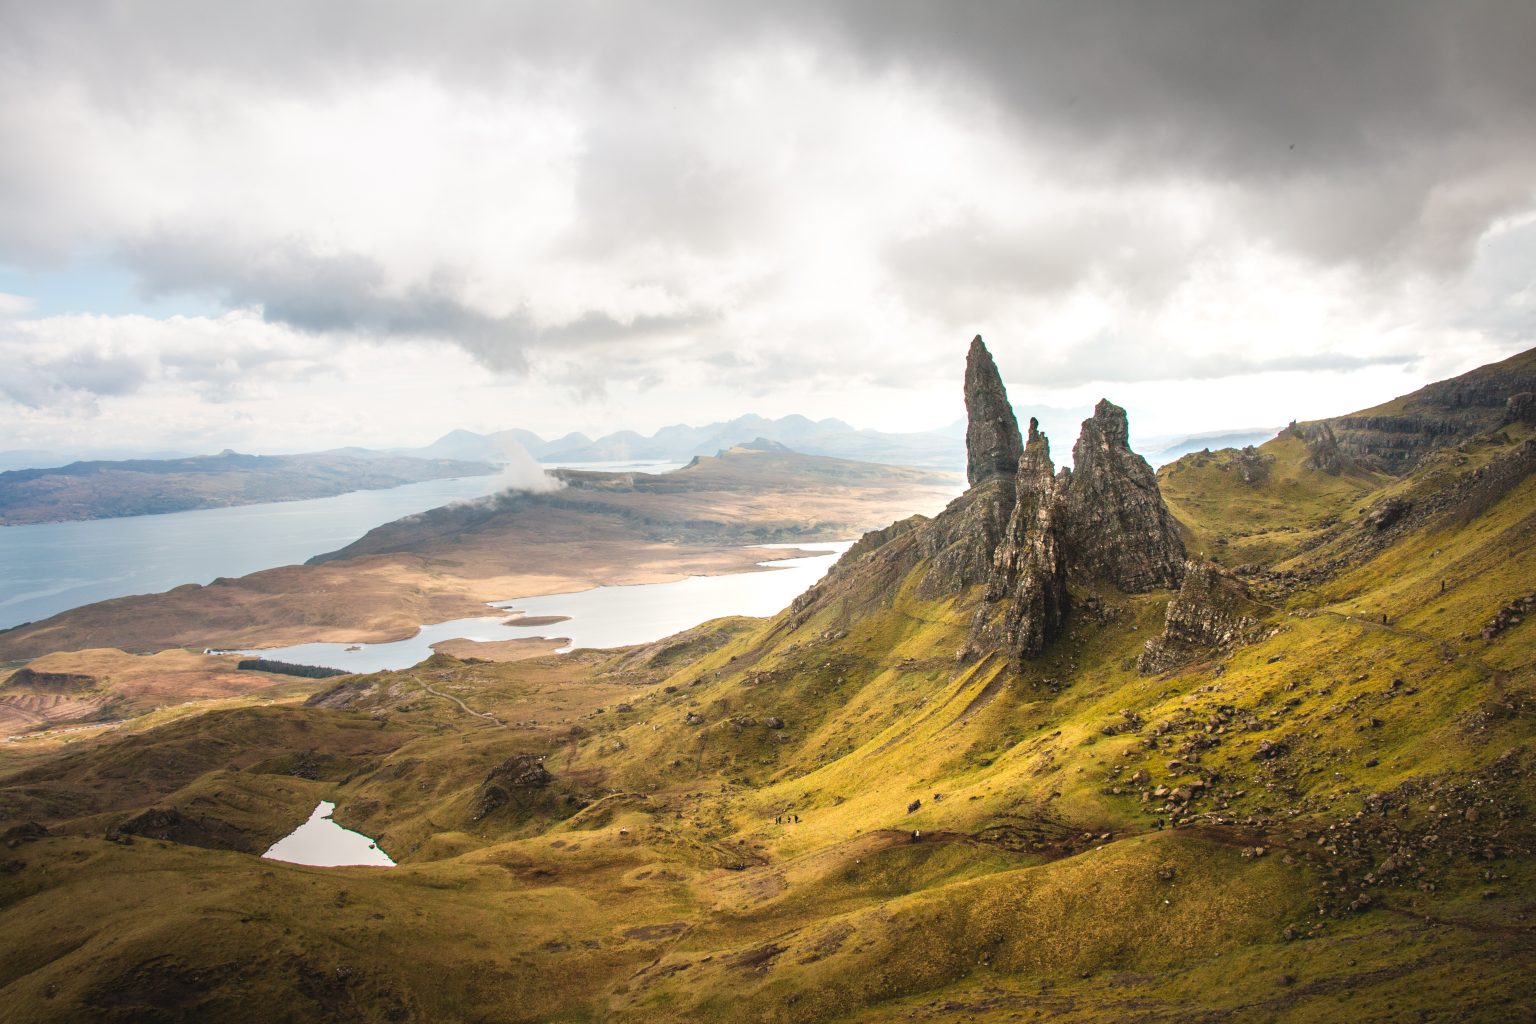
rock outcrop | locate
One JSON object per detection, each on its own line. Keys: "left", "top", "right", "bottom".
{"left": 1, "top": 668, "right": 97, "bottom": 693}
{"left": 1138, "top": 561, "right": 1264, "bottom": 673}
{"left": 1294, "top": 422, "right": 1347, "bottom": 475}
{"left": 1058, "top": 400, "right": 1186, "bottom": 593}
{"left": 109, "top": 807, "right": 254, "bottom": 852}
{"left": 470, "top": 753, "right": 552, "bottom": 822}
{"left": 1506, "top": 392, "right": 1536, "bottom": 426}
{"left": 916, "top": 477, "right": 1016, "bottom": 600}
{"left": 795, "top": 339, "right": 1189, "bottom": 666}
{"left": 980, "top": 419, "right": 1068, "bottom": 659}
{"left": 964, "top": 336, "right": 1023, "bottom": 487}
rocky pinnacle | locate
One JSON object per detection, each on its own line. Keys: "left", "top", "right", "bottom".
{"left": 964, "top": 336, "right": 1023, "bottom": 488}
{"left": 1059, "top": 399, "right": 1187, "bottom": 593}
{"left": 989, "top": 417, "right": 1069, "bottom": 659}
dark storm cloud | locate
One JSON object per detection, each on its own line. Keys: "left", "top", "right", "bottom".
{"left": 838, "top": 1, "right": 1536, "bottom": 285}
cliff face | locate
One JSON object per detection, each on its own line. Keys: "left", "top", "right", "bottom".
{"left": 963, "top": 335, "right": 1024, "bottom": 487}
{"left": 1057, "top": 400, "right": 1187, "bottom": 594}
{"left": 1317, "top": 346, "right": 1536, "bottom": 473}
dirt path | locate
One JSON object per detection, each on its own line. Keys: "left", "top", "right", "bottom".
{"left": 415, "top": 679, "right": 506, "bottom": 728}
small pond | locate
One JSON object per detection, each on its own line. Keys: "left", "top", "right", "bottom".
{"left": 262, "top": 801, "right": 395, "bottom": 867}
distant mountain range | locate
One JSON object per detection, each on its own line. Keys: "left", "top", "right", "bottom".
{"left": 1137, "top": 427, "right": 1283, "bottom": 465}
{"left": 391, "top": 415, "right": 967, "bottom": 469}
{"left": 391, "top": 415, "right": 1281, "bottom": 471}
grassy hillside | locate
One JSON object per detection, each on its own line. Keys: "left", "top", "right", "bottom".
{"left": 1, "top": 379, "right": 1534, "bottom": 1020}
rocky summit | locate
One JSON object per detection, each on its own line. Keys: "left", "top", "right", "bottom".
{"left": 963, "top": 335, "right": 1024, "bottom": 487}
{"left": 1056, "top": 399, "right": 1187, "bottom": 594}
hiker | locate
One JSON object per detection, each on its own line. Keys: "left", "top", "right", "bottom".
{"left": 911, "top": 829, "right": 921, "bottom": 842}
{"left": 1382, "top": 613, "right": 1388, "bottom": 625}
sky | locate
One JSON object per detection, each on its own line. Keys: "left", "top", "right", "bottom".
{"left": 1, "top": 0, "right": 1533, "bottom": 456}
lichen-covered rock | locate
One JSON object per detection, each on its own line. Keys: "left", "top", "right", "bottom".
{"left": 963, "top": 335, "right": 1023, "bottom": 487}
{"left": 977, "top": 418, "right": 1067, "bottom": 659}
{"left": 1138, "top": 561, "right": 1263, "bottom": 673}
{"left": 1059, "top": 400, "right": 1186, "bottom": 593}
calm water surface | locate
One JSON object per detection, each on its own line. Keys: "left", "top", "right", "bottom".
{"left": 0, "top": 461, "right": 683, "bottom": 630}
{"left": 246, "top": 542, "right": 853, "bottom": 672}
{"left": 263, "top": 801, "right": 395, "bottom": 867}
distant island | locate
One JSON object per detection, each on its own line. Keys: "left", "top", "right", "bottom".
{"left": 0, "top": 450, "right": 499, "bottom": 526}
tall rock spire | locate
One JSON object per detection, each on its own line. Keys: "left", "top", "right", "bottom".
{"left": 1058, "top": 399, "right": 1186, "bottom": 593}
{"left": 984, "top": 417, "right": 1068, "bottom": 660}
{"left": 964, "top": 336, "right": 1023, "bottom": 488}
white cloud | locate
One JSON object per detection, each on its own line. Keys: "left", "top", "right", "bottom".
{"left": 0, "top": 293, "right": 33, "bottom": 316}
{"left": 0, "top": 2, "right": 1531, "bottom": 454}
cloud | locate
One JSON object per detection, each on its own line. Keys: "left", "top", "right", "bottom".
{"left": 0, "top": 1, "right": 1531, "bottom": 452}
{"left": 0, "top": 292, "right": 33, "bottom": 316}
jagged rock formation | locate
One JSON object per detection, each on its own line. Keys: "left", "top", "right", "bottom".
{"left": 1057, "top": 400, "right": 1186, "bottom": 593}
{"left": 963, "top": 335, "right": 1023, "bottom": 487}
{"left": 1138, "top": 561, "right": 1264, "bottom": 673}
{"left": 1230, "top": 445, "right": 1275, "bottom": 484}
{"left": 916, "top": 477, "right": 1016, "bottom": 600}
{"left": 979, "top": 419, "right": 1068, "bottom": 658}
{"left": 1507, "top": 392, "right": 1536, "bottom": 426}
{"left": 801, "top": 339, "right": 1186, "bottom": 665}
